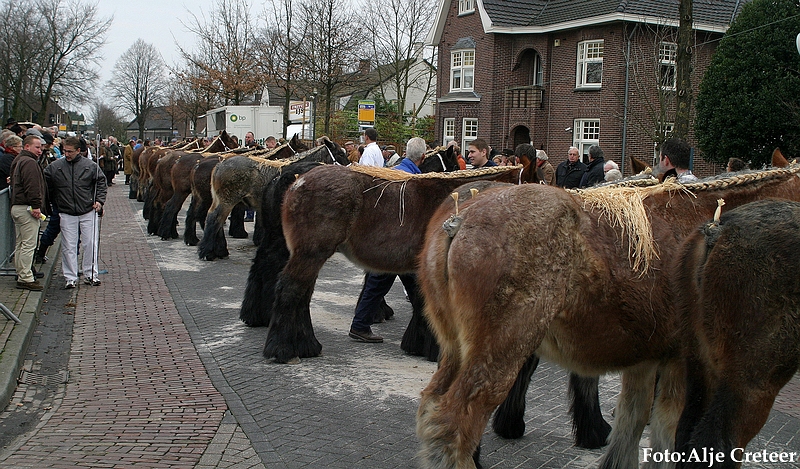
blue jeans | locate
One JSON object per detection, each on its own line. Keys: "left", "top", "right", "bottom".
{"left": 351, "top": 273, "right": 396, "bottom": 332}
{"left": 39, "top": 206, "right": 61, "bottom": 249}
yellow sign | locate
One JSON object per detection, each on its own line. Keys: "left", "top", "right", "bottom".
{"left": 358, "top": 100, "right": 375, "bottom": 124}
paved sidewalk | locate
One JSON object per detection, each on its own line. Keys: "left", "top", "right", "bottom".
{"left": 0, "top": 178, "right": 248, "bottom": 468}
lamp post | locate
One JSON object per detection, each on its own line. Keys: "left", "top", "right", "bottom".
{"left": 52, "top": 94, "right": 60, "bottom": 127}
{"left": 312, "top": 88, "right": 318, "bottom": 141}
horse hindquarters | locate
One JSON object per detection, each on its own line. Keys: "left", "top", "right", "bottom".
{"left": 197, "top": 204, "right": 230, "bottom": 261}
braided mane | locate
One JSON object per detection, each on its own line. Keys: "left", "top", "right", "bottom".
{"left": 349, "top": 163, "right": 522, "bottom": 181}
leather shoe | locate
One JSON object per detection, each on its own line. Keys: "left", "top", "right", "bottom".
{"left": 348, "top": 329, "right": 383, "bottom": 343}
{"left": 16, "top": 280, "right": 43, "bottom": 291}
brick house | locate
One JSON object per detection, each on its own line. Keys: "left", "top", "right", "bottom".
{"left": 427, "top": 0, "right": 750, "bottom": 176}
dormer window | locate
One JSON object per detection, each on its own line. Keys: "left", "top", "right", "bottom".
{"left": 458, "top": 0, "right": 474, "bottom": 15}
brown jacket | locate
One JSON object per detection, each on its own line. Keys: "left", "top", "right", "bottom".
{"left": 10, "top": 150, "right": 47, "bottom": 212}
{"left": 536, "top": 160, "right": 555, "bottom": 185}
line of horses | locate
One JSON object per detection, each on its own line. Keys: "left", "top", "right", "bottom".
{"left": 130, "top": 136, "right": 799, "bottom": 469}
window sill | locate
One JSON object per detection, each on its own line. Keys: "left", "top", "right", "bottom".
{"left": 573, "top": 86, "right": 602, "bottom": 92}
{"left": 458, "top": 10, "right": 475, "bottom": 16}
{"left": 439, "top": 91, "right": 481, "bottom": 103}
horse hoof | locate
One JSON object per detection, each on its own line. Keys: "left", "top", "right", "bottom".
{"left": 230, "top": 232, "right": 248, "bottom": 239}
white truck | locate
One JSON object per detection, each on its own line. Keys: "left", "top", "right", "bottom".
{"left": 205, "top": 105, "right": 284, "bottom": 145}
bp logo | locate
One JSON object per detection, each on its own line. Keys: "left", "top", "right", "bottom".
{"left": 230, "top": 114, "right": 238, "bottom": 122}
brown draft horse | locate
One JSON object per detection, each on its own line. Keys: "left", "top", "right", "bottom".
{"left": 240, "top": 145, "right": 461, "bottom": 337}
{"left": 197, "top": 139, "right": 346, "bottom": 261}
{"left": 674, "top": 199, "right": 800, "bottom": 469}
{"left": 415, "top": 155, "right": 800, "bottom": 469}
{"left": 260, "top": 164, "right": 522, "bottom": 364}
{"left": 128, "top": 145, "right": 145, "bottom": 200}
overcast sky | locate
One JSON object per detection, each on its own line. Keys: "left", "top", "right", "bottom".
{"left": 94, "top": 0, "right": 215, "bottom": 98}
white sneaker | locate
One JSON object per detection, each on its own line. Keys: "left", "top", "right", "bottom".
{"left": 83, "top": 277, "right": 101, "bottom": 286}
{"left": 65, "top": 280, "right": 76, "bottom": 289}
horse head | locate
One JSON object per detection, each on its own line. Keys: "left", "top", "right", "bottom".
{"left": 772, "top": 148, "right": 790, "bottom": 168}
{"left": 316, "top": 136, "right": 350, "bottom": 165}
{"left": 420, "top": 146, "right": 459, "bottom": 173}
{"left": 288, "top": 133, "right": 310, "bottom": 153}
{"left": 629, "top": 154, "right": 651, "bottom": 174}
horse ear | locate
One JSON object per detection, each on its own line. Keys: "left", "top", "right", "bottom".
{"left": 772, "top": 148, "right": 789, "bottom": 168}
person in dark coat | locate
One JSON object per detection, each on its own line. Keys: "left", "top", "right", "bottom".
{"left": 579, "top": 144, "right": 606, "bottom": 188}
{"left": 555, "top": 146, "right": 587, "bottom": 189}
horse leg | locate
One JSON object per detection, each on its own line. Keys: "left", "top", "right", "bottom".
{"left": 252, "top": 210, "right": 264, "bottom": 246}
{"left": 570, "top": 373, "right": 611, "bottom": 448}
{"left": 262, "top": 251, "right": 329, "bottom": 363}
{"left": 598, "top": 363, "right": 657, "bottom": 469}
{"left": 197, "top": 203, "right": 230, "bottom": 261}
{"left": 229, "top": 203, "right": 248, "bottom": 239}
{"left": 240, "top": 235, "right": 287, "bottom": 327}
{"left": 399, "top": 274, "right": 440, "bottom": 361}
{"left": 158, "top": 192, "right": 186, "bottom": 240}
{"left": 417, "top": 351, "right": 531, "bottom": 469}
{"left": 646, "top": 362, "right": 686, "bottom": 469}
{"left": 147, "top": 199, "right": 163, "bottom": 235}
{"left": 183, "top": 196, "right": 200, "bottom": 246}
{"left": 492, "top": 353, "right": 539, "bottom": 439}
{"left": 675, "top": 356, "right": 709, "bottom": 466}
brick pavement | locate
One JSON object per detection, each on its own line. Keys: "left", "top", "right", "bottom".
{"left": 0, "top": 177, "right": 239, "bottom": 468}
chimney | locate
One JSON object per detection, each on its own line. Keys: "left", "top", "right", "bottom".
{"left": 359, "top": 59, "right": 371, "bottom": 74}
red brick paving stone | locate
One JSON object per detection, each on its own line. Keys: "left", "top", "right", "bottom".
{"left": 1, "top": 182, "right": 227, "bottom": 467}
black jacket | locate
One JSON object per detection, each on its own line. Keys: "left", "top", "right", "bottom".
{"left": 44, "top": 154, "right": 107, "bottom": 215}
{"left": 555, "top": 160, "right": 587, "bottom": 189}
{"left": 579, "top": 156, "right": 605, "bottom": 188}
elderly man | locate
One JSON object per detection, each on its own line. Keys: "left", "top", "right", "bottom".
{"left": 556, "top": 146, "right": 587, "bottom": 189}
{"left": 349, "top": 137, "right": 427, "bottom": 343}
{"left": 44, "top": 136, "right": 107, "bottom": 289}
{"left": 579, "top": 144, "right": 606, "bottom": 188}
{"left": 9, "top": 135, "right": 48, "bottom": 290}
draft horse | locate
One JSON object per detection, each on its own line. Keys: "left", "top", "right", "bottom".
{"left": 415, "top": 161, "right": 800, "bottom": 469}
{"left": 257, "top": 164, "right": 522, "bottom": 364}
{"left": 674, "top": 199, "right": 800, "bottom": 468}
{"left": 197, "top": 139, "right": 346, "bottom": 261}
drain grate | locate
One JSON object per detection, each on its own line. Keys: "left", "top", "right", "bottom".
{"left": 18, "top": 370, "right": 70, "bottom": 386}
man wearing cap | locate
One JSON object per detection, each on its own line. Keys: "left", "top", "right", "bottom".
{"left": 359, "top": 128, "right": 382, "bottom": 167}
{"left": 10, "top": 135, "right": 48, "bottom": 290}
{"left": 383, "top": 145, "right": 400, "bottom": 167}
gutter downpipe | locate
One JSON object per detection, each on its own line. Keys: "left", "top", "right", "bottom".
{"left": 621, "top": 22, "right": 638, "bottom": 176}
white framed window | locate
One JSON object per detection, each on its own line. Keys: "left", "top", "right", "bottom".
{"left": 451, "top": 49, "right": 475, "bottom": 92}
{"left": 576, "top": 40, "right": 603, "bottom": 88}
{"left": 573, "top": 119, "right": 600, "bottom": 162}
{"left": 443, "top": 118, "right": 455, "bottom": 145}
{"left": 458, "top": 0, "right": 474, "bottom": 15}
{"left": 462, "top": 118, "right": 478, "bottom": 146}
{"left": 659, "top": 42, "right": 677, "bottom": 90}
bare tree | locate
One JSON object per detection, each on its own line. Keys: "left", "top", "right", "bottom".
{"left": 0, "top": 3, "right": 43, "bottom": 121}
{"left": 89, "top": 101, "right": 128, "bottom": 140}
{"left": 674, "top": 0, "right": 693, "bottom": 139}
{"left": 259, "top": 0, "right": 307, "bottom": 137}
{"left": 362, "top": 0, "right": 437, "bottom": 125}
{"left": 180, "top": 0, "right": 266, "bottom": 106}
{"left": 300, "top": 0, "right": 365, "bottom": 135}
{"left": 107, "top": 39, "right": 170, "bottom": 139}
{"left": 169, "top": 63, "right": 218, "bottom": 138}
{"left": 34, "top": 0, "right": 111, "bottom": 121}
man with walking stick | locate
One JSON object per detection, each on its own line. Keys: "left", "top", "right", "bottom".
{"left": 44, "top": 136, "right": 107, "bottom": 289}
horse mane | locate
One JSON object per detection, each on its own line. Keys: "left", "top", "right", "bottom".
{"left": 570, "top": 162, "right": 800, "bottom": 273}
{"left": 349, "top": 163, "right": 522, "bottom": 181}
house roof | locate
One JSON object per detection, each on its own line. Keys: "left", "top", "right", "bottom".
{"left": 126, "top": 106, "right": 174, "bottom": 131}
{"left": 428, "top": 0, "right": 751, "bottom": 45}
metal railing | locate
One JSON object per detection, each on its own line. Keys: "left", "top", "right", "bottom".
{"left": 504, "top": 85, "right": 545, "bottom": 109}
{"left": 0, "top": 188, "right": 14, "bottom": 274}
{"left": 1, "top": 187, "right": 21, "bottom": 323}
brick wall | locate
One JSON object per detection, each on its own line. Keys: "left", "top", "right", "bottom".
{"left": 436, "top": 11, "right": 726, "bottom": 177}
